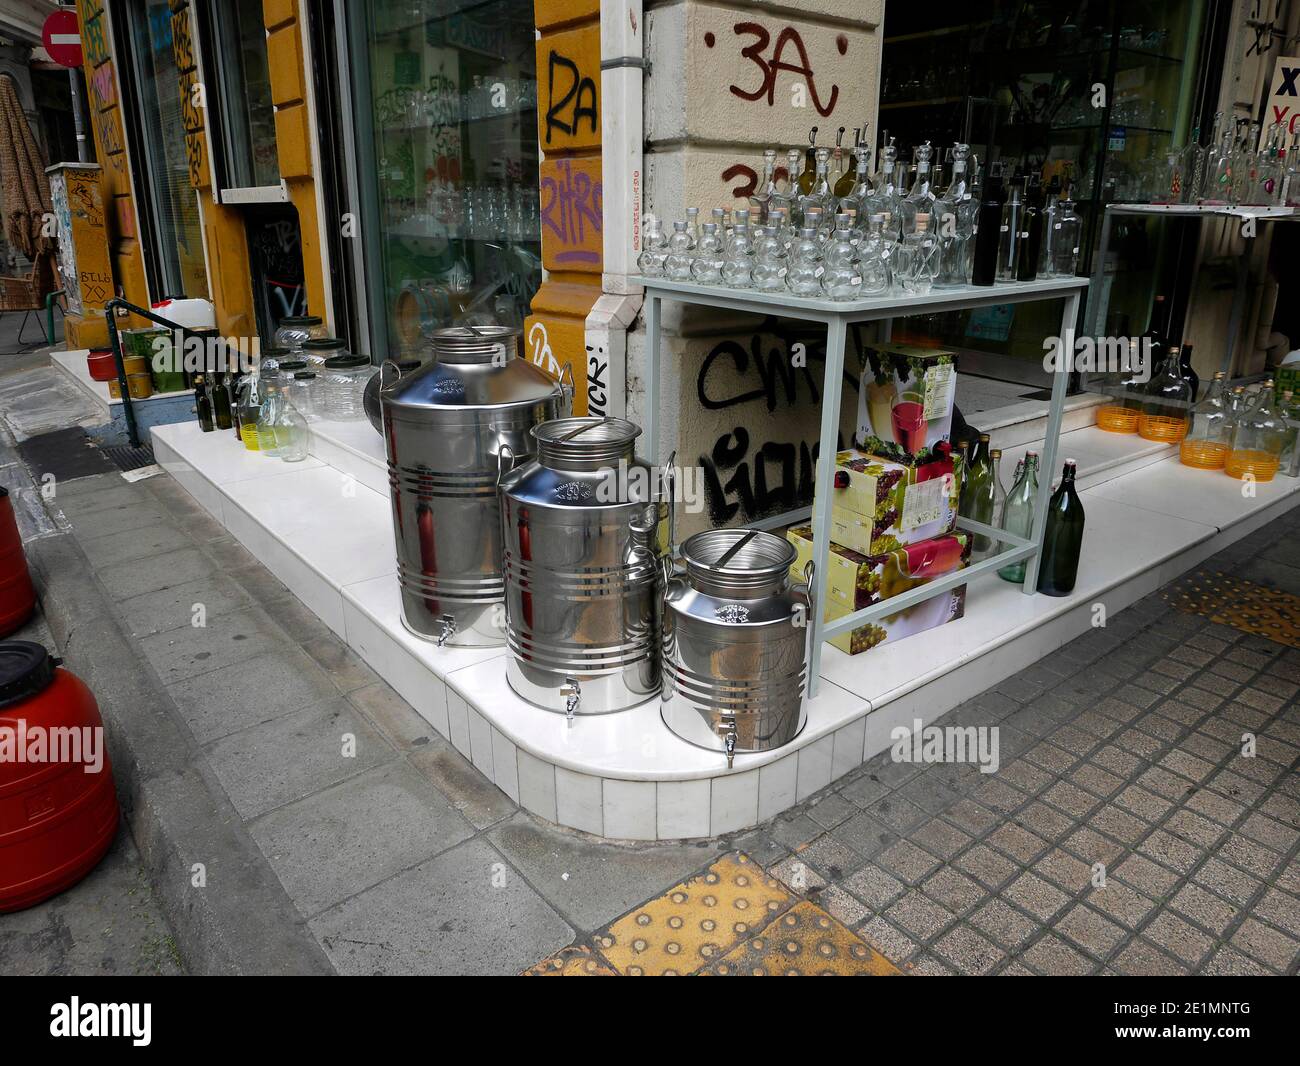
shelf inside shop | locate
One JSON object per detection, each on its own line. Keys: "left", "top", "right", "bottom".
{"left": 380, "top": 105, "right": 537, "bottom": 133}
{"left": 1102, "top": 203, "right": 1300, "bottom": 220}
{"left": 880, "top": 96, "right": 970, "bottom": 111}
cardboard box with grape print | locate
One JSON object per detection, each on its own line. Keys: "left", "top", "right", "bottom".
{"left": 855, "top": 344, "right": 958, "bottom": 466}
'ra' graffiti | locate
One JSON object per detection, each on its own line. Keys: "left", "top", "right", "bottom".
{"left": 544, "top": 51, "right": 597, "bottom": 144}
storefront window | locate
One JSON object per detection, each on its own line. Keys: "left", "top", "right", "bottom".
{"left": 347, "top": 0, "right": 542, "bottom": 358}
{"left": 121, "top": 0, "right": 209, "bottom": 300}
{"left": 202, "top": 0, "right": 281, "bottom": 193}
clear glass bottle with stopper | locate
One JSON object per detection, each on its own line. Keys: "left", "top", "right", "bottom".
{"left": 664, "top": 220, "right": 695, "bottom": 281}
{"left": 751, "top": 226, "right": 788, "bottom": 292}
{"left": 1179, "top": 371, "right": 1230, "bottom": 469}
{"left": 1226, "top": 382, "right": 1284, "bottom": 481}
{"left": 785, "top": 228, "right": 823, "bottom": 296}
{"left": 690, "top": 222, "right": 725, "bottom": 285}
{"left": 821, "top": 215, "right": 862, "bottom": 300}
{"left": 934, "top": 142, "right": 976, "bottom": 287}
{"left": 636, "top": 214, "right": 668, "bottom": 276}
{"left": 720, "top": 222, "right": 755, "bottom": 289}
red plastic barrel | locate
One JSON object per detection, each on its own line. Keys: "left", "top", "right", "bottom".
{"left": 0, "top": 642, "right": 119, "bottom": 912}
{"left": 0, "top": 487, "right": 36, "bottom": 638}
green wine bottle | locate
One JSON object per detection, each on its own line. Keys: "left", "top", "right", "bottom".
{"left": 1037, "top": 459, "right": 1085, "bottom": 596}
{"left": 998, "top": 450, "right": 1039, "bottom": 582}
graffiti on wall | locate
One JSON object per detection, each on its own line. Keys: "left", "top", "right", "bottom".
{"left": 540, "top": 157, "right": 602, "bottom": 267}
{"left": 80, "top": 4, "right": 125, "bottom": 174}
{"left": 693, "top": 334, "right": 857, "bottom": 525}
{"left": 171, "top": 6, "right": 206, "bottom": 187}
{"left": 543, "top": 49, "right": 598, "bottom": 145}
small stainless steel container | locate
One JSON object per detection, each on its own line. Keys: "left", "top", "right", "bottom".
{"left": 661, "top": 529, "right": 813, "bottom": 765}
{"left": 500, "top": 417, "right": 665, "bottom": 716}
{"left": 382, "top": 325, "right": 565, "bottom": 646}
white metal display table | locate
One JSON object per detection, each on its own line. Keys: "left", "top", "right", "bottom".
{"left": 1086, "top": 203, "right": 1300, "bottom": 374}
{"left": 636, "top": 275, "right": 1088, "bottom": 695}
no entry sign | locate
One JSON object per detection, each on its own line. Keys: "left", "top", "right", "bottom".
{"left": 42, "top": 9, "right": 83, "bottom": 69}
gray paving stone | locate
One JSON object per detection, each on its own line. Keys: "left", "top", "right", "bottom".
{"left": 841, "top": 862, "right": 905, "bottom": 910}
{"left": 836, "top": 771, "right": 890, "bottom": 809}
{"left": 348, "top": 681, "right": 438, "bottom": 752}
{"left": 1084, "top": 880, "right": 1157, "bottom": 929}
{"left": 1054, "top": 903, "right": 1126, "bottom": 959}
{"left": 1144, "top": 909, "right": 1215, "bottom": 966}
{"left": 934, "top": 924, "right": 1004, "bottom": 974}
{"left": 250, "top": 761, "right": 474, "bottom": 917}
{"left": 486, "top": 813, "right": 722, "bottom": 932}
{"left": 116, "top": 574, "right": 254, "bottom": 639}
{"left": 769, "top": 812, "right": 823, "bottom": 851}
{"left": 1021, "top": 931, "right": 1095, "bottom": 975}
{"left": 309, "top": 837, "right": 573, "bottom": 975}
{"left": 137, "top": 604, "right": 291, "bottom": 685}
{"left": 166, "top": 645, "right": 343, "bottom": 744}
{"left": 67, "top": 501, "right": 173, "bottom": 541}
{"left": 78, "top": 522, "right": 192, "bottom": 569}
{"left": 884, "top": 889, "right": 953, "bottom": 941}
{"left": 301, "top": 636, "right": 381, "bottom": 694}
{"left": 1112, "top": 938, "right": 1189, "bottom": 976}
{"left": 204, "top": 699, "right": 396, "bottom": 819}
{"left": 95, "top": 546, "right": 216, "bottom": 600}
{"left": 971, "top": 897, "right": 1039, "bottom": 949}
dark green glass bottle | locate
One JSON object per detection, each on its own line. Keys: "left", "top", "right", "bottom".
{"left": 1037, "top": 459, "right": 1085, "bottom": 596}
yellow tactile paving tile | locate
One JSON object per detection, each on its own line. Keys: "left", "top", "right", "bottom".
{"left": 524, "top": 851, "right": 904, "bottom": 976}
{"left": 593, "top": 852, "right": 792, "bottom": 975}
{"left": 1166, "top": 572, "right": 1300, "bottom": 648}
{"left": 523, "top": 944, "right": 617, "bottom": 976}
{"left": 705, "top": 901, "right": 902, "bottom": 976}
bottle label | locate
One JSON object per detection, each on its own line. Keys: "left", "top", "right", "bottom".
{"left": 814, "top": 266, "right": 825, "bottom": 277}
{"left": 851, "top": 276, "right": 862, "bottom": 284}
{"left": 901, "top": 474, "right": 952, "bottom": 531}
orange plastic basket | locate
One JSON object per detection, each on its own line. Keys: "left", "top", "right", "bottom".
{"left": 1224, "top": 450, "right": 1279, "bottom": 482}
{"left": 1179, "top": 439, "right": 1228, "bottom": 469}
{"left": 1137, "top": 413, "right": 1189, "bottom": 442}
{"left": 1096, "top": 405, "right": 1138, "bottom": 433}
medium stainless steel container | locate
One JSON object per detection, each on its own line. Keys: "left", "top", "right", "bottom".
{"left": 661, "top": 529, "right": 813, "bottom": 765}
{"left": 500, "top": 417, "right": 665, "bottom": 715}
{"left": 382, "top": 325, "right": 565, "bottom": 647}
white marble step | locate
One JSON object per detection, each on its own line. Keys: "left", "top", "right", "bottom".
{"left": 150, "top": 419, "right": 1300, "bottom": 840}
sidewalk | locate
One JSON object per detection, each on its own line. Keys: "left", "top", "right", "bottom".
{"left": 17, "top": 457, "right": 1294, "bottom": 974}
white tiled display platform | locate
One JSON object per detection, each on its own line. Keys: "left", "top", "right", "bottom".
{"left": 151, "top": 419, "right": 1300, "bottom": 840}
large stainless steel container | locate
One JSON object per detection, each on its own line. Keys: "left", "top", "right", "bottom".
{"left": 500, "top": 417, "right": 665, "bottom": 715}
{"left": 382, "top": 325, "right": 564, "bottom": 646}
{"left": 661, "top": 529, "right": 813, "bottom": 765}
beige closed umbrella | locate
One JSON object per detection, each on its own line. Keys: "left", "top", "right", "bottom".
{"left": 0, "top": 73, "right": 53, "bottom": 259}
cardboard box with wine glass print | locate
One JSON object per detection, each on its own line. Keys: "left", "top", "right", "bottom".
{"left": 786, "top": 526, "right": 970, "bottom": 654}
{"left": 856, "top": 344, "right": 958, "bottom": 466}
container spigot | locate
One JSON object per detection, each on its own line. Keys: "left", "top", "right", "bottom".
{"left": 725, "top": 729, "right": 737, "bottom": 769}
{"left": 436, "top": 615, "right": 457, "bottom": 647}
{"left": 562, "top": 676, "right": 581, "bottom": 724}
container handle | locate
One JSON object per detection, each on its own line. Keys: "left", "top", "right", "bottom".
{"left": 496, "top": 443, "right": 516, "bottom": 486}
{"left": 798, "top": 558, "right": 817, "bottom": 686}
{"left": 660, "top": 449, "right": 677, "bottom": 557}
{"left": 557, "top": 362, "right": 575, "bottom": 417}
{"left": 712, "top": 529, "right": 758, "bottom": 570}
{"left": 378, "top": 359, "right": 403, "bottom": 393}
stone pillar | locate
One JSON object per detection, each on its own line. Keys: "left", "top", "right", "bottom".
{"left": 630, "top": 0, "right": 882, "bottom": 537}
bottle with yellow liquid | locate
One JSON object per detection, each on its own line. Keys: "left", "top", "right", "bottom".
{"left": 236, "top": 373, "right": 263, "bottom": 451}
{"left": 1226, "top": 382, "right": 1284, "bottom": 481}
{"left": 1137, "top": 345, "right": 1192, "bottom": 442}
{"left": 1179, "top": 371, "right": 1230, "bottom": 469}
{"left": 255, "top": 375, "right": 286, "bottom": 457}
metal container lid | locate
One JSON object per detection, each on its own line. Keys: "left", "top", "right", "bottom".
{"left": 324, "top": 354, "right": 370, "bottom": 370}
{"left": 534, "top": 417, "right": 639, "bottom": 468}
{"left": 279, "top": 315, "right": 323, "bottom": 326}
{"left": 429, "top": 324, "right": 520, "bottom": 364}
{"left": 682, "top": 529, "right": 794, "bottom": 594}
{"left": 303, "top": 337, "right": 347, "bottom": 351}
{"left": 383, "top": 328, "right": 560, "bottom": 413}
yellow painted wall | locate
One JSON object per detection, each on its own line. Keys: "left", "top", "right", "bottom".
{"left": 526, "top": 0, "right": 604, "bottom": 414}
{"left": 74, "top": 0, "right": 151, "bottom": 343}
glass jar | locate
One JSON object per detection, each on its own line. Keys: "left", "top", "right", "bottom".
{"left": 301, "top": 337, "right": 347, "bottom": 369}
{"left": 897, "top": 212, "right": 940, "bottom": 295}
{"left": 1279, "top": 389, "right": 1300, "bottom": 477}
{"left": 285, "top": 370, "right": 318, "bottom": 421}
{"left": 258, "top": 345, "right": 290, "bottom": 378}
{"left": 1137, "top": 351, "right": 1193, "bottom": 442}
{"left": 1226, "top": 384, "right": 1284, "bottom": 481}
{"left": 1179, "top": 372, "right": 1230, "bottom": 469}
{"left": 273, "top": 315, "right": 328, "bottom": 354}
{"left": 317, "top": 354, "right": 376, "bottom": 421}
{"left": 1050, "top": 198, "right": 1082, "bottom": 278}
